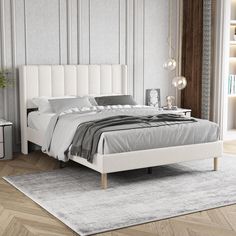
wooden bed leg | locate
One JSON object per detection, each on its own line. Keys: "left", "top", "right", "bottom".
{"left": 214, "top": 157, "right": 218, "bottom": 171}
{"left": 101, "top": 173, "right": 108, "bottom": 189}
{"left": 147, "top": 167, "right": 152, "bottom": 174}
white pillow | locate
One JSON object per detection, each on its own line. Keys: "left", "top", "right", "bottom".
{"left": 32, "top": 96, "right": 75, "bottom": 113}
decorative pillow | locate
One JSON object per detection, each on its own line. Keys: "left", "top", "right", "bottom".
{"left": 95, "top": 95, "right": 137, "bottom": 106}
{"left": 32, "top": 96, "right": 75, "bottom": 113}
{"left": 85, "top": 96, "right": 98, "bottom": 106}
{"left": 49, "top": 97, "right": 92, "bottom": 113}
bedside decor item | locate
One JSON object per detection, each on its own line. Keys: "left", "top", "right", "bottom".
{"left": 146, "top": 89, "right": 161, "bottom": 107}
{"left": 163, "top": 0, "right": 177, "bottom": 71}
{"left": 0, "top": 119, "right": 13, "bottom": 160}
{"left": 165, "top": 96, "right": 176, "bottom": 110}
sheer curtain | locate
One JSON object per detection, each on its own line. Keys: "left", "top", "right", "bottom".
{"left": 211, "top": 0, "right": 230, "bottom": 139}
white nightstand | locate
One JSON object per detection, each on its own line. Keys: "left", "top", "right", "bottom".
{"left": 0, "top": 119, "right": 13, "bottom": 160}
{"left": 161, "top": 108, "right": 192, "bottom": 117}
{"left": 173, "top": 108, "right": 192, "bottom": 117}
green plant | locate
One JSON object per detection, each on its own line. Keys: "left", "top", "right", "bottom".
{"left": 0, "top": 70, "right": 9, "bottom": 88}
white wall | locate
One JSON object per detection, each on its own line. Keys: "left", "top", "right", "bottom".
{"left": 0, "top": 0, "right": 178, "bottom": 149}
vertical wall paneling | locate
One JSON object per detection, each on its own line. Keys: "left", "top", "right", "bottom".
{"left": 10, "top": 0, "right": 20, "bottom": 146}
{"left": 79, "top": 0, "right": 90, "bottom": 64}
{"left": 23, "top": 0, "right": 28, "bottom": 64}
{"left": 71, "top": 0, "right": 79, "bottom": 64}
{"left": 15, "top": 0, "right": 27, "bottom": 146}
{"left": 175, "top": 0, "right": 183, "bottom": 107}
{"left": 77, "top": 0, "right": 80, "bottom": 64}
{"left": 0, "top": 0, "right": 7, "bottom": 120}
{"left": 25, "top": 0, "right": 60, "bottom": 64}
{"left": 59, "top": 0, "right": 68, "bottom": 64}
{"left": 71, "top": 0, "right": 78, "bottom": 64}
{"left": 126, "top": 0, "right": 134, "bottom": 95}
{"left": 90, "top": 0, "right": 120, "bottom": 64}
{"left": 0, "top": 1, "right": 2, "bottom": 118}
{"left": 58, "top": 0, "right": 61, "bottom": 64}
{"left": 5, "top": 0, "right": 13, "bottom": 121}
{"left": 119, "top": 0, "right": 126, "bottom": 65}
{"left": 0, "top": 0, "right": 179, "bottom": 151}
{"left": 67, "top": 0, "right": 72, "bottom": 64}
{"left": 133, "top": 0, "right": 144, "bottom": 104}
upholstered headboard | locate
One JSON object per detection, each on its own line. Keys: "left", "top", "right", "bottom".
{"left": 19, "top": 64, "right": 127, "bottom": 153}
{"left": 20, "top": 64, "right": 127, "bottom": 108}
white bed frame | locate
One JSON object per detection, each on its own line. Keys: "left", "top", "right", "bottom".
{"left": 19, "top": 64, "right": 223, "bottom": 189}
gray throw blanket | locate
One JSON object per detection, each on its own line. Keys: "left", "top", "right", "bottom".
{"left": 70, "top": 113, "right": 197, "bottom": 163}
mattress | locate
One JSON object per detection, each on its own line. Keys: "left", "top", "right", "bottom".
{"left": 97, "top": 118, "right": 219, "bottom": 154}
{"left": 28, "top": 111, "right": 55, "bottom": 131}
{"left": 43, "top": 106, "right": 220, "bottom": 161}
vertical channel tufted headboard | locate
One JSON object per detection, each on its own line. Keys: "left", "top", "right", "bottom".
{"left": 19, "top": 64, "right": 127, "bottom": 154}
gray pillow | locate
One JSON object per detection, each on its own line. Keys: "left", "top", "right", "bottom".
{"left": 49, "top": 97, "right": 92, "bottom": 113}
{"left": 86, "top": 96, "right": 98, "bottom": 106}
{"left": 95, "top": 95, "right": 137, "bottom": 106}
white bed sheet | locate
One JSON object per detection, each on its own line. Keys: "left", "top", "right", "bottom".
{"left": 28, "top": 111, "right": 55, "bottom": 131}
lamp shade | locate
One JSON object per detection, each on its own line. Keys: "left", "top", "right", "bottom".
{"left": 172, "top": 76, "right": 187, "bottom": 90}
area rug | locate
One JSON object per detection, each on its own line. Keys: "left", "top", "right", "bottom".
{"left": 3, "top": 156, "right": 236, "bottom": 236}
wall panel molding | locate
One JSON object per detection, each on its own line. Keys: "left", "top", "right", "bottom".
{"left": 66, "top": 0, "right": 72, "bottom": 64}
{"left": 126, "top": 0, "right": 134, "bottom": 95}
{"left": 0, "top": 0, "right": 8, "bottom": 120}
{"left": 79, "top": 0, "right": 90, "bottom": 64}
{"left": 23, "top": 0, "right": 28, "bottom": 64}
{"left": 0, "top": 0, "right": 178, "bottom": 151}
{"left": 10, "top": 0, "right": 20, "bottom": 146}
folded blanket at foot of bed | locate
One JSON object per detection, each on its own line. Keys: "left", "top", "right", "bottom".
{"left": 70, "top": 114, "right": 197, "bottom": 162}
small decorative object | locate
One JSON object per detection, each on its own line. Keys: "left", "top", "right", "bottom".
{"left": 166, "top": 96, "right": 175, "bottom": 109}
{"left": 172, "top": 76, "right": 187, "bottom": 90}
{"left": 0, "top": 69, "right": 9, "bottom": 88}
{"left": 163, "top": 0, "right": 177, "bottom": 71}
{"left": 234, "top": 27, "right": 236, "bottom": 41}
{"left": 146, "top": 89, "right": 161, "bottom": 108}
{"left": 163, "top": 96, "right": 177, "bottom": 110}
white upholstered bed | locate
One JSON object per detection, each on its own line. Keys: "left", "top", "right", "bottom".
{"left": 19, "top": 64, "right": 223, "bottom": 189}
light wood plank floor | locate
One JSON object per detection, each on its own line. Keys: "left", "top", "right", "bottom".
{"left": 0, "top": 142, "right": 236, "bottom": 236}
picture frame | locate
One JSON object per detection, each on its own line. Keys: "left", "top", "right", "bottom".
{"left": 145, "top": 89, "right": 161, "bottom": 107}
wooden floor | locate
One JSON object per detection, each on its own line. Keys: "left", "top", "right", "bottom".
{"left": 0, "top": 142, "right": 236, "bottom": 236}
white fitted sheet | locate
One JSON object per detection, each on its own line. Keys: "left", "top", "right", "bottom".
{"left": 28, "top": 111, "right": 55, "bottom": 131}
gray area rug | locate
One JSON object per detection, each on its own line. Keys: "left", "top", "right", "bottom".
{"left": 3, "top": 156, "right": 236, "bottom": 236}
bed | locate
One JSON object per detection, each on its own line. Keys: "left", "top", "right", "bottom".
{"left": 20, "top": 64, "right": 223, "bottom": 189}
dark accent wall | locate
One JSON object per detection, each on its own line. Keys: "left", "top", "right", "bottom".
{"left": 181, "top": 0, "right": 203, "bottom": 118}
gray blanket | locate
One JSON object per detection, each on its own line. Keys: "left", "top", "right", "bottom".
{"left": 70, "top": 114, "right": 197, "bottom": 162}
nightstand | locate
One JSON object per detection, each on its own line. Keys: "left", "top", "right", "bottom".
{"left": 173, "top": 108, "right": 192, "bottom": 117}
{"left": 0, "top": 119, "right": 13, "bottom": 160}
{"left": 161, "top": 108, "right": 192, "bottom": 117}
